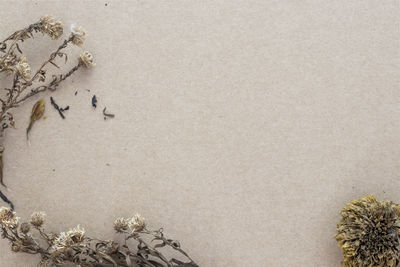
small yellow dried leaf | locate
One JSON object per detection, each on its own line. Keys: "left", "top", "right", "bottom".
{"left": 26, "top": 99, "right": 45, "bottom": 139}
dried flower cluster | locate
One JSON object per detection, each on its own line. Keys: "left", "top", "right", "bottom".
{"left": 335, "top": 195, "right": 400, "bottom": 267}
{"left": 0, "top": 206, "right": 19, "bottom": 228}
{"left": 0, "top": 207, "right": 197, "bottom": 266}
{"left": 0, "top": 15, "right": 96, "bottom": 208}
{"left": 40, "top": 15, "right": 63, "bottom": 40}
{"left": 113, "top": 214, "right": 146, "bottom": 233}
{"left": 0, "top": 16, "right": 197, "bottom": 266}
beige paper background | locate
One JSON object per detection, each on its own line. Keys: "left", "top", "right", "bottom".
{"left": 0, "top": 1, "right": 399, "bottom": 266}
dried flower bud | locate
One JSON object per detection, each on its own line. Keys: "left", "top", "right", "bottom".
{"left": 0, "top": 207, "right": 19, "bottom": 228}
{"left": 46, "top": 233, "right": 57, "bottom": 242}
{"left": 15, "top": 56, "right": 32, "bottom": 80}
{"left": 66, "top": 225, "right": 85, "bottom": 243}
{"left": 335, "top": 195, "right": 400, "bottom": 267}
{"left": 53, "top": 232, "right": 67, "bottom": 250}
{"left": 113, "top": 218, "right": 129, "bottom": 233}
{"left": 30, "top": 211, "right": 45, "bottom": 227}
{"left": 71, "top": 24, "right": 86, "bottom": 47}
{"left": 0, "top": 54, "right": 16, "bottom": 73}
{"left": 20, "top": 222, "right": 30, "bottom": 234}
{"left": 128, "top": 214, "right": 145, "bottom": 232}
{"left": 40, "top": 15, "right": 63, "bottom": 40}
{"left": 79, "top": 51, "right": 95, "bottom": 68}
{"left": 11, "top": 240, "right": 22, "bottom": 252}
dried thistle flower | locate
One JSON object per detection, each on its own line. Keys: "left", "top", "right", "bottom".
{"left": 20, "top": 222, "right": 30, "bottom": 234}
{"left": 79, "top": 51, "right": 95, "bottom": 68}
{"left": 70, "top": 24, "right": 86, "bottom": 47}
{"left": 0, "top": 207, "right": 19, "bottom": 228}
{"left": 66, "top": 225, "right": 85, "bottom": 243}
{"left": 30, "top": 211, "right": 45, "bottom": 227}
{"left": 113, "top": 217, "right": 129, "bottom": 233}
{"left": 40, "top": 15, "right": 63, "bottom": 40}
{"left": 335, "top": 195, "right": 400, "bottom": 267}
{"left": 128, "top": 213, "right": 146, "bottom": 232}
{"left": 15, "top": 56, "right": 32, "bottom": 79}
{"left": 53, "top": 225, "right": 85, "bottom": 250}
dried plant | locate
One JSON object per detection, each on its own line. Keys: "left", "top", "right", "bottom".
{"left": 0, "top": 16, "right": 198, "bottom": 266}
{"left": 0, "top": 207, "right": 197, "bottom": 266}
{"left": 0, "top": 15, "right": 95, "bottom": 208}
{"left": 335, "top": 195, "right": 400, "bottom": 267}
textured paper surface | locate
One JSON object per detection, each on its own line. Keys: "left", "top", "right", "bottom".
{"left": 0, "top": 1, "right": 399, "bottom": 266}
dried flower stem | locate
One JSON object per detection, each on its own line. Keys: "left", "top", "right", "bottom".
{"left": 0, "top": 22, "right": 43, "bottom": 59}
{"left": 16, "top": 63, "right": 81, "bottom": 105}
{"left": 0, "top": 208, "right": 197, "bottom": 267}
{"left": 0, "top": 16, "right": 197, "bottom": 267}
{"left": 0, "top": 16, "right": 93, "bottom": 209}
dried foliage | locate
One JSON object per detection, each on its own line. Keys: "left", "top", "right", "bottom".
{"left": 26, "top": 99, "right": 45, "bottom": 139}
{"left": 0, "top": 16, "right": 197, "bottom": 266}
{"left": 335, "top": 195, "right": 400, "bottom": 267}
{"left": 0, "top": 15, "right": 95, "bottom": 208}
{"left": 0, "top": 207, "right": 198, "bottom": 267}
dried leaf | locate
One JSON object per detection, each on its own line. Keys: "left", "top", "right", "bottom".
{"left": 26, "top": 99, "right": 45, "bottom": 139}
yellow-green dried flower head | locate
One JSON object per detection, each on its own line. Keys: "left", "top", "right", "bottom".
{"left": 40, "top": 15, "right": 63, "bottom": 40}
{"left": 335, "top": 195, "right": 400, "bottom": 267}
{"left": 0, "top": 207, "right": 19, "bottom": 228}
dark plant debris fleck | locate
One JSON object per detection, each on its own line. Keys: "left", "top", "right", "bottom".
{"left": 0, "top": 190, "right": 13, "bottom": 210}
{"left": 92, "top": 95, "right": 97, "bottom": 108}
{"left": 103, "top": 107, "right": 115, "bottom": 119}
{"left": 50, "top": 97, "right": 69, "bottom": 119}
{"left": 74, "top": 91, "right": 78, "bottom": 95}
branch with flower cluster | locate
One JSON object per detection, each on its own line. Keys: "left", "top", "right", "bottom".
{"left": 0, "top": 207, "right": 198, "bottom": 267}
{"left": 0, "top": 15, "right": 95, "bottom": 208}
{"left": 0, "top": 16, "right": 198, "bottom": 266}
